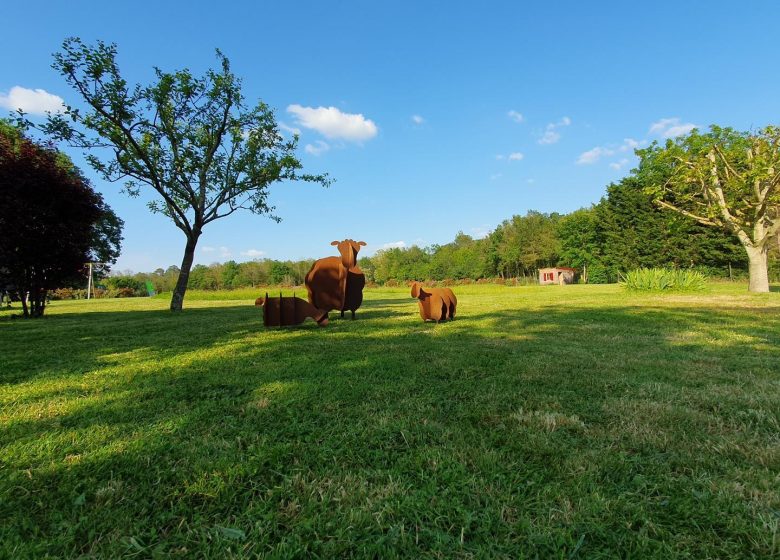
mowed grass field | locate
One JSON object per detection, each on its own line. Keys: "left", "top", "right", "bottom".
{"left": 1, "top": 284, "right": 779, "bottom": 558}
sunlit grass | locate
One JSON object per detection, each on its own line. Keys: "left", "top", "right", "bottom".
{"left": 1, "top": 282, "right": 778, "bottom": 557}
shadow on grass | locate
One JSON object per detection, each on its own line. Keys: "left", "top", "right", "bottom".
{"left": 1, "top": 294, "right": 779, "bottom": 557}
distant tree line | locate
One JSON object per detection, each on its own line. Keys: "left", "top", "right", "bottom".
{"left": 94, "top": 174, "right": 778, "bottom": 296}
{"left": 100, "top": 259, "right": 316, "bottom": 296}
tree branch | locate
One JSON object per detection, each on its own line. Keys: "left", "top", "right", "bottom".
{"left": 654, "top": 199, "right": 720, "bottom": 227}
{"left": 64, "top": 66, "right": 194, "bottom": 234}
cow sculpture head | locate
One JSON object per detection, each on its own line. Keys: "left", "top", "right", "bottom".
{"left": 410, "top": 281, "right": 426, "bottom": 299}
{"left": 331, "top": 239, "right": 366, "bottom": 269}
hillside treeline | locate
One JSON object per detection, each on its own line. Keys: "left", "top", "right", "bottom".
{"left": 109, "top": 176, "right": 778, "bottom": 294}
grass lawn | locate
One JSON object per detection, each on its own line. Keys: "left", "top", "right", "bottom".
{"left": 1, "top": 283, "right": 779, "bottom": 558}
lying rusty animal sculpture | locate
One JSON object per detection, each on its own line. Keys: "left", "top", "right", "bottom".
{"left": 256, "top": 293, "right": 329, "bottom": 327}
{"left": 305, "top": 239, "right": 366, "bottom": 319}
{"left": 410, "top": 281, "right": 457, "bottom": 322}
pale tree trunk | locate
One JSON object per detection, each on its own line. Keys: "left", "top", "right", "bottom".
{"left": 745, "top": 245, "right": 769, "bottom": 293}
{"left": 170, "top": 232, "right": 201, "bottom": 312}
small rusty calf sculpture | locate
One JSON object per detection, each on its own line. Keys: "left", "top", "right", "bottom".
{"left": 256, "top": 293, "right": 329, "bottom": 327}
{"left": 305, "top": 239, "right": 366, "bottom": 319}
{"left": 410, "top": 282, "right": 457, "bottom": 322}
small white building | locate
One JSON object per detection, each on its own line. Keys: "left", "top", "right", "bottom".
{"left": 539, "top": 267, "right": 576, "bottom": 285}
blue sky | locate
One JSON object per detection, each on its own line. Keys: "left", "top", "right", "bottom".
{"left": 2, "top": 1, "right": 778, "bottom": 272}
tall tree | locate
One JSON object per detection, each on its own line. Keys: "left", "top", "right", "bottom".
{"left": 637, "top": 126, "right": 780, "bottom": 292}
{"left": 33, "top": 38, "right": 329, "bottom": 311}
{"left": 557, "top": 206, "right": 604, "bottom": 282}
{"left": 0, "top": 121, "right": 122, "bottom": 317}
{"left": 491, "top": 211, "right": 561, "bottom": 277}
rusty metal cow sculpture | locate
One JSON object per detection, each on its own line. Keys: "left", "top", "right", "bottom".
{"left": 410, "top": 281, "right": 457, "bottom": 323}
{"left": 305, "top": 239, "right": 366, "bottom": 319}
{"left": 256, "top": 293, "right": 329, "bottom": 327}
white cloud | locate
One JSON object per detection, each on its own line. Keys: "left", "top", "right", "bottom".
{"left": 619, "top": 138, "right": 640, "bottom": 152}
{"left": 305, "top": 140, "right": 330, "bottom": 156}
{"left": 507, "top": 110, "right": 524, "bottom": 123}
{"left": 382, "top": 241, "right": 406, "bottom": 249}
{"left": 649, "top": 117, "right": 697, "bottom": 138}
{"left": 665, "top": 123, "right": 697, "bottom": 138}
{"left": 241, "top": 249, "right": 266, "bottom": 258}
{"left": 578, "top": 138, "right": 643, "bottom": 165}
{"left": 526, "top": 178, "right": 535, "bottom": 184}
{"left": 609, "top": 158, "right": 630, "bottom": 170}
{"left": 538, "top": 116, "right": 571, "bottom": 145}
{"left": 471, "top": 225, "right": 491, "bottom": 238}
{"left": 201, "top": 246, "right": 231, "bottom": 258}
{"left": 539, "top": 129, "right": 560, "bottom": 145}
{"left": 0, "top": 86, "right": 65, "bottom": 114}
{"left": 411, "top": 114, "right": 424, "bottom": 125}
{"left": 577, "top": 146, "right": 615, "bottom": 165}
{"left": 490, "top": 173, "right": 503, "bottom": 180}
{"left": 649, "top": 118, "right": 677, "bottom": 135}
{"left": 278, "top": 121, "right": 301, "bottom": 136}
{"left": 496, "top": 152, "right": 524, "bottom": 161}
{"left": 287, "top": 104, "right": 378, "bottom": 141}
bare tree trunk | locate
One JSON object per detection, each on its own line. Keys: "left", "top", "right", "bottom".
{"left": 745, "top": 245, "right": 769, "bottom": 293}
{"left": 30, "top": 287, "right": 45, "bottom": 317}
{"left": 170, "top": 233, "right": 200, "bottom": 312}
{"left": 20, "top": 289, "right": 29, "bottom": 317}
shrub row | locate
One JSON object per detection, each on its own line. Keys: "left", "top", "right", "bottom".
{"left": 50, "top": 287, "right": 142, "bottom": 300}
{"left": 621, "top": 268, "right": 707, "bottom": 291}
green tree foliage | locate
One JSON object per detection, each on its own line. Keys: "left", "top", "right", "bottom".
{"left": 557, "top": 177, "right": 747, "bottom": 283}
{"left": 220, "top": 260, "right": 241, "bottom": 288}
{"left": 233, "top": 260, "right": 269, "bottom": 288}
{"left": 0, "top": 121, "right": 122, "bottom": 317}
{"left": 429, "top": 233, "right": 488, "bottom": 280}
{"left": 371, "top": 246, "right": 428, "bottom": 283}
{"left": 187, "top": 265, "right": 216, "bottom": 290}
{"left": 34, "top": 38, "right": 329, "bottom": 311}
{"left": 487, "top": 211, "right": 561, "bottom": 278}
{"left": 636, "top": 125, "right": 780, "bottom": 292}
{"left": 556, "top": 207, "right": 605, "bottom": 282}
{"left": 103, "top": 276, "right": 146, "bottom": 296}
{"left": 601, "top": 179, "right": 745, "bottom": 271}
{"left": 268, "top": 262, "right": 291, "bottom": 285}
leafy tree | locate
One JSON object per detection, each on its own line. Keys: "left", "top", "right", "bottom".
{"left": 0, "top": 121, "right": 122, "bottom": 317}
{"left": 33, "top": 38, "right": 329, "bottom": 310}
{"left": 357, "top": 257, "right": 376, "bottom": 283}
{"left": 557, "top": 207, "right": 604, "bottom": 282}
{"left": 490, "top": 211, "right": 561, "bottom": 277}
{"left": 637, "top": 126, "right": 780, "bottom": 292}
{"left": 221, "top": 260, "right": 240, "bottom": 288}
{"left": 269, "top": 261, "right": 293, "bottom": 285}
{"left": 428, "top": 233, "right": 487, "bottom": 280}
{"left": 104, "top": 276, "right": 145, "bottom": 296}
{"left": 187, "top": 264, "right": 215, "bottom": 290}
{"left": 557, "top": 179, "right": 747, "bottom": 283}
{"left": 234, "top": 260, "right": 268, "bottom": 288}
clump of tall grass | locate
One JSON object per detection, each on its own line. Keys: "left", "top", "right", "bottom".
{"left": 621, "top": 268, "right": 707, "bottom": 291}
